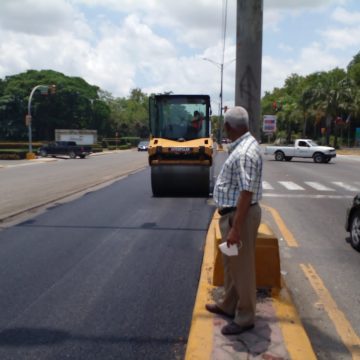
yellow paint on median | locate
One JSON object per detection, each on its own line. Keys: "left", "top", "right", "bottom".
{"left": 262, "top": 204, "right": 299, "bottom": 247}
{"left": 272, "top": 285, "right": 317, "bottom": 360}
{"left": 186, "top": 210, "right": 316, "bottom": 359}
{"left": 185, "top": 214, "right": 217, "bottom": 360}
{"left": 301, "top": 263, "right": 360, "bottom": 359}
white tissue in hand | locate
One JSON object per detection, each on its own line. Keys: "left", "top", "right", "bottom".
{"left": 219, "top": 242, "right": 238, "bottom": 256}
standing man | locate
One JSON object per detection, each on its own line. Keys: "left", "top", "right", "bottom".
{"left": 206, "top": 106, "right": 263, "bottom": 335}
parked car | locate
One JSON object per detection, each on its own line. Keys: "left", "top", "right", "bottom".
{"left": 38, "top": 141, "right": 91, "bottom": 159}
{"left": 137, "top": 141, "right": 149, "bottom": 151}
{"left": 264, "top": 139, "right": 336, "bottom": 163}
{"left": 345, "top": 193, "right": 360, "bottom": 251}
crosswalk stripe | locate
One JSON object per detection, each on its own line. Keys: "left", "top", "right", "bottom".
{"left": 331, "top": 182, "right": 360, "bottom": 191}
{"left": 278, "top": 181, "right": 305, "bottom": 190}
{"left": 304, "top": 182, "right": 335, "bottom": 191}
{"left": 262, "top": 181, "right": 274, "bottom": 190}
{"left": 263, "top": 180, "right": 359, "bottom": 192}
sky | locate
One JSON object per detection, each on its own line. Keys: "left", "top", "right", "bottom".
{"left": 0, "top": 0, "right": 359, "bottom": 113}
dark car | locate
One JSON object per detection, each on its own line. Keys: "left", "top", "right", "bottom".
{"left": 137, "top": 141, "right": 149, "bottom": 151}
{"left": 345, "top": 193, "right": 360, "bottom": 251}
{"left": 38, "top": 141, "right": 91, "bottom": 159}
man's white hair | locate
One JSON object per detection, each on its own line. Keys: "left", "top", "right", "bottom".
{"left": 224, "top": 106, "right": 249, "bottom": 129}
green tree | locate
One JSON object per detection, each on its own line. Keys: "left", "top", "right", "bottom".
{"left": 106, "top": 88, "right": 149, "bottom": 138}
{"left": 0, "top": 70, "right": 111, "bottom": 141}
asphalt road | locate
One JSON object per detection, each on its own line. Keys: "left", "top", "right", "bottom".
{"left": 261, "top": 153, "right": 360, "bottom": 360}
{"left": 1, "top": 149, "right": 359, "bottom": 359}
{"left": 0, "top": 154, "right": 215, "bottom": 359}
{"left": 0, "top": 151, "right": 148, "bottom": 220}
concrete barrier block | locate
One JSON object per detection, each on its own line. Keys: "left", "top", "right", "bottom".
{"left": 212, "top": 221, "right": 281, "bottom": 289}
{"left": 256, "top": 223, "right": 281, "bottom": 289}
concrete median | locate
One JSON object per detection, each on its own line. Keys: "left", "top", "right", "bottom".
{"left": 185, "top": 209, "right": 316, "bottom": 360}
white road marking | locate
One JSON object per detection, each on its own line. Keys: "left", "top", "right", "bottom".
{"left": 263, "top": 193, "right": 354, "bottom": 199}
{"left": 304, "top": 182, "right": 335, "bottom": 191}
{"left": 332, "top": 182, "right": 360, "bottom": 191}
{"left": 262, "top": 181, "right": 274, "bottom": 190}
{"left": 278, "top": 181, "right": 305, "bottom": 190}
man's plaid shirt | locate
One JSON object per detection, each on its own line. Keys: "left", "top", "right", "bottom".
{"left": 214, "top": 132, "right": 263, "bottom": 208}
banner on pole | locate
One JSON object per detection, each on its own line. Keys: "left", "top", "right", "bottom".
{"left": 263, "top": 115, "right": 277, "bottom": 133}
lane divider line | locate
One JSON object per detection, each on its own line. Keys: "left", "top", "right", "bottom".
{"left": 300, "top": 263, "right": 360, "bottom": 359}
{"left": 262, "top": 204, "right": 299, "bottom": 247}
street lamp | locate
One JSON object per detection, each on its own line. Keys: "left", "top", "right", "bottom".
{"left": 26, "top": 84, "right": 56, "bottom": 159}
{"left": 203, "top": 58, "right": 224, "bottom": 146}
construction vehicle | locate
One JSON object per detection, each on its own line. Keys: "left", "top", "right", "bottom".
{"left": 148, "top": 94, "right": 213, "bottom": 196}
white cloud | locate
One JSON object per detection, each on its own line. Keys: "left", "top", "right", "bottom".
{"left": 278, "top": 43, "right": 294, "bottom": 53}
{"left": 320, "top": 26, "right": 360, "bottom": 49}
{"left": 266, "top": 0, "right": 347, "bottom": 10}
{"left": 261, "top": 41, "right": 349, "bottom": 94}
{"left": 331, "top": 6, "right": 360, "bottom": 24}
{"left": 0, "top": 0, "right": 90, "bottom": 37}
{"left": 0, "top": 0, "right": 358, "bottom": 102}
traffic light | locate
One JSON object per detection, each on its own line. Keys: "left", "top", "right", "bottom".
{"left": 272, "top": 100, "right": 283, "bottom": 112}
{"left": 49, "top": 84, "right": 56, "bottom": 94}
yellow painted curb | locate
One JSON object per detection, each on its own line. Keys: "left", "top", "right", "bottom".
{"left": 185, "top": 214, "right": 216, "bottom": 360}
{"left": 26, "top": 152, "right": 36, "bottom": 160}
{"left": 272, "top": 286, "right": 317, "bottom": 360}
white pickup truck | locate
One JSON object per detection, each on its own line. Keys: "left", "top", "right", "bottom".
{"left": 264, "top": 139, "right": 336, "bottom": 163}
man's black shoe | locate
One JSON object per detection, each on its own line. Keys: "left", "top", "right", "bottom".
{"left": 205, "top": 304, "right": 233, "bottom": 318}
{"left": 221, "top": 322, "right": 254, "bottom": 335}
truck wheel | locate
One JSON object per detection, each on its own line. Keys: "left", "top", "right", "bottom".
{"left": 350, "top": 210, "right": 360, "bottom": 251}
{"left": 313, "top": 153, "right": 324, "bottom": 163}
{"left": 69, "top": 151, "right": 77, "bottom": 159}
{"left": 80, "top": 155, "right": 86, "bottom": 159}
{"left": 323, "top": 157, "right": 331, "bottom": 163}
{"left": 275, "top": 151, "right": 285, "bottom": 161}
{"left": 39, "top": 150, "right": 47, "bottom": 157}
{"left": 285, "top": 156, "right": 292, "bottom": 161}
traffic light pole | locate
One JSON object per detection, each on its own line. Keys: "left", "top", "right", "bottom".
{"left": 26, "top": 84, "right": 56, "bottom": 158}
{"left": 235, "top": 0, "right": 263, "bottom": 140}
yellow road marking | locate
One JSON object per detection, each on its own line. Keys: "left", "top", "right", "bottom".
{"left": 301, "top": 263, "right": 360, "bottom": 359}
{"left": 262, "top": 204, "right": 298, "bottom": 247}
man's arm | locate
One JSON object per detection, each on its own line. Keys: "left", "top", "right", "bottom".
{"left": 226, "top": 190, "right": 252, "bottom": 247}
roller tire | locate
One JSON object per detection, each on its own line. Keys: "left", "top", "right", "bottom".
{"left": 151, "top": 165, "right": 210, "bottom": 197}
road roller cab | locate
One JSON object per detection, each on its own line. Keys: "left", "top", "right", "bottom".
{"left": 148, "top": 94, "right": 213, "bottom": 197}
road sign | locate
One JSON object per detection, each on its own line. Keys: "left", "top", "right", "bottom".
{"left": 263, "top": 115, "right": 276, "bottom": 133}
{"left": 356, "top": 128, "right": 360, "bottom": 145}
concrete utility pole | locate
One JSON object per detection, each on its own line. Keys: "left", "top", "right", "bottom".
{"left": 235, "top": 0, "right": 263, "bottom": 140}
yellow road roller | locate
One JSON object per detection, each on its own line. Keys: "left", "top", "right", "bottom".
{"left": 148, "top": 94, "right": 213, "bottom": 196}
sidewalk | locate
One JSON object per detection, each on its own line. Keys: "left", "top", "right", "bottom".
{"left": 185, "top": 211, "right": 317, "bottom": 360}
